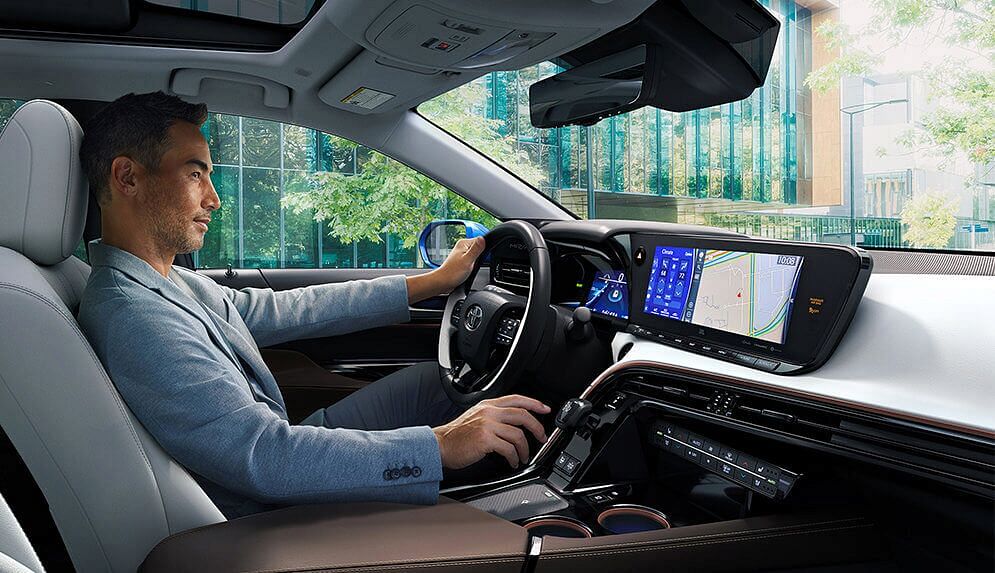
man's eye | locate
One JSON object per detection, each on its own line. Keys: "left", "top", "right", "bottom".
{"left": 192, "top": 172, "right": 202, "bottom": 179}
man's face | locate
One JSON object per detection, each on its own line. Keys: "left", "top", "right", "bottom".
{"left": 139, "top": 121, "right": 220, "bottom": 254}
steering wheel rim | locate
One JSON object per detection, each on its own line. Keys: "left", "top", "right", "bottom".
{"left": 438, "top": 220, "right": 551, "bottom": 406}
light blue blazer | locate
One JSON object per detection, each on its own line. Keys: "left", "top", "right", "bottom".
{"left": 77, "top": 240, "right": 442, "bottom": 518}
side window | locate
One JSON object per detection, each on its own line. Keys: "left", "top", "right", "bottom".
{"left": 195, "top": 114, "right": 497, "bottom": 270}
{"left": 0, "top": 98, "right": 24, "bottom": 133}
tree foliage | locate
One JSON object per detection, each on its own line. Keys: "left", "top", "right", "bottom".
{"left": 805, "top": 0, "right": 995, "bottom": 164}
{"left": 901, "top": 192, "right": 957, "bottom": 247}
{"left": 283, "top": 82, "right": 544, "bottom": 249}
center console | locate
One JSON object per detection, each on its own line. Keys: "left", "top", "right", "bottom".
{"left": 442, "top": 367, "right": 896, "bottom": 573}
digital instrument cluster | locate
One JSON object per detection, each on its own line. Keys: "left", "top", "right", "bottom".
{"left": 586, "top": 270, "right": 629, "bottom": 319}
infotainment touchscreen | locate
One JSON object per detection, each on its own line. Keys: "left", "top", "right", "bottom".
{"left": 643, "top": 246, "right": 803, "bottom": 345}
{"left": 586, "top": 270, "right": 629, "bottom": 319}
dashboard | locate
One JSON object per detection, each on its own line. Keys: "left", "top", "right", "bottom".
{"left": 489, "top": 223, "right": 871, "bottom": 375}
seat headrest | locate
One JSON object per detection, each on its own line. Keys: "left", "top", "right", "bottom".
{"left": 0, "top": 100, "right": 87, "bottom": 265}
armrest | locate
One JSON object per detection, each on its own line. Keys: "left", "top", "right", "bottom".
{"left": 534, "top": 512, "right": 884, "bottom": 572}
{"left": 140, "top": 498, "right": 528, "bottom": 573}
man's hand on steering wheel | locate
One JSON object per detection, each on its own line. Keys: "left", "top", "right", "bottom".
{"left": 439, "top": 237, "right": 486, "bottom": 287}
{"left": 405, "top": 237, "right": 486, "bottom": 304}
{"left": 433, "top": 395, "right": 550, "bottom": 469}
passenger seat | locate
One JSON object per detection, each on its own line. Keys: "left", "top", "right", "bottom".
{"left": 0, "top": 493, "right": 45, "bottom": 573}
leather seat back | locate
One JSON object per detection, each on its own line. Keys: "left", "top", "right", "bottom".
{"left": 0, "top": 100, "right": 224, "bottom": 573}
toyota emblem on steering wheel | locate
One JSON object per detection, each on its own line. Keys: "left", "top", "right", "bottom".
{"left": 464, "top": 304, "right": 484, "bottom": 331}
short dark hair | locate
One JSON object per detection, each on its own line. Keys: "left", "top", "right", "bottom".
{"left": 80, "top": 91, "right": 208, "bottom": 205}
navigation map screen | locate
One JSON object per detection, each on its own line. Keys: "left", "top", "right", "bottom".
{"left": 642, "top": 246, "right": 804, "bottom": 344}
{"left": 586, "top": 270, "right": 629, "bottom": 319}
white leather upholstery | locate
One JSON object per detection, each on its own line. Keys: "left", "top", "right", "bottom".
{"left": 0, "top": 101, "right": 224, "bottom": 573}
{"left": 0, "top": 493, "right": 44, "bottom": 573}
{"left": 0, "top": 101, "right": 87, "bottom": 266}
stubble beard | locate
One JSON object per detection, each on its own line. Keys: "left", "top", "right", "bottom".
{"left": 143, "top": 179, "right": 204, "bottom": 256}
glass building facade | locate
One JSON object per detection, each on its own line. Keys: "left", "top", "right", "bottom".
{"left": 474, "top": 0, "right": 813, "bottom": 217}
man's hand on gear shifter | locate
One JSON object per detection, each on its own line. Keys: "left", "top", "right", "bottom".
{"left": 433, "top": 395, "right": 550, "bottom": 469}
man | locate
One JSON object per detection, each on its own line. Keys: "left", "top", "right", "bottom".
{"left": 77, "top": 91, "right": 549, "bottom": 518}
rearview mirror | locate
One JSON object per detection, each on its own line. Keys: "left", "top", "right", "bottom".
{"left": 529, "top": 45, "right": 660, "bottom": 129}
{"left": 418, "top": 220, "right": 489, "bottom": 268}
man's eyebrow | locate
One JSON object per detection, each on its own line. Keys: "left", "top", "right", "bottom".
{"left": 186, "top": 159, "right": 213, "bottom": 173}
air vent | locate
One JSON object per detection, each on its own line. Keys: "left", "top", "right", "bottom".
{"left": 494, "top": 261, "right": 531, "bottom": 288}
{"left": 618, "top": 372, "right": 995, "bottom": 497}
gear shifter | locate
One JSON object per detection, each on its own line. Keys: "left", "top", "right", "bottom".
{"left": 555, "top": 398, "right": 593, "bottom": 430}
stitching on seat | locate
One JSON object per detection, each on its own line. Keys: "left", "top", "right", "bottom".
{"left": 0, "top": 369, "right": 116, "bottom": 569}
{"left": 0, "top": 282, "right": 154, "bottom": 472}
{"left": 540, "top": 516, "right": 866, "bottom": 554}
{"left": 13, "top": 119, "right": 33, "bottom": 256}
{"left": 539, "top": 523, "right": 875, "bottom": 560}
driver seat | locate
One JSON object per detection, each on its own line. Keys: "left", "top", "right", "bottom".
{"left": 0, "top": 100, "right": 224, "bottom": 572}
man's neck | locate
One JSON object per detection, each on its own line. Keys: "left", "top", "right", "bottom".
{"left": 100, "top": 228, "right": 176, "bottom": 278}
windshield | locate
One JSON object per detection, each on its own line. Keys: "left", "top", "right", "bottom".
{"left": 421, "top": 0, "right": 994, "bottom": 253}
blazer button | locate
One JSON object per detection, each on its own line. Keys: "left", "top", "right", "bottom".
{"left": 390, "top": 468, "right": 401, "bottom": 480}
{"left": 400, "top": 466, "right": 412, "bottom": 478}
{"left": 383, "top": 469, "right": 392, "bottom": 481}
{"left": 412, "top": 466, "right": 422, "bottom": 478}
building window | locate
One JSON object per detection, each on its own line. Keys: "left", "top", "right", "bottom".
{"left": 194, "top": 114, "right": 497, "bottom": 270}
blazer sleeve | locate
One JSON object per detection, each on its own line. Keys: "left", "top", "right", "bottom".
{"left": 96, "top": 297, "right": 442, "bottom": 506}
{"left": 219, "top": 275, "right": 411, "bottom": 347}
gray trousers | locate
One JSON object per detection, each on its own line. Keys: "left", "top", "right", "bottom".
{"left": 300, "top": 361, "right": 467, "bottom": 432}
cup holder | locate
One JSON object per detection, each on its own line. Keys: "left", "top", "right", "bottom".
{"left": 521, "top": 515, "right": 594, "bottom": 538}
{"left": 596, "top": 504, "right": 671, "bottom": 535}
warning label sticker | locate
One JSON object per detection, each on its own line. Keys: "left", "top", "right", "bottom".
{"left": 340, "top": 87, "right": 395, "bottom": 110}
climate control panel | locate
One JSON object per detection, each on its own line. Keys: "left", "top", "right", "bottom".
{"left": 650, "top": 421, "right": 799, "bottom": 499}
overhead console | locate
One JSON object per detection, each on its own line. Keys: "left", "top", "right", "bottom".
{"left": 320, "top": 0, "right": 656, "bottom": 114}
{"left": 627, "top": 234, "right": 872, "bottom": 374}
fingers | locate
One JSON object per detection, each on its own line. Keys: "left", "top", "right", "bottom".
{"left": 487, "top": 433, "right": 521, "bottom": 468}
{"left": 485, "top": 394, "right": 551, "bottom": 415}
{"left": 492, "top": 423, "right": 530, "bottom": 465}
{"left": 492, "top": 407, "right": 547, "bottom": 443}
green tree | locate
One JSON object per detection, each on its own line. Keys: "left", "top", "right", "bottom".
{"left": 805, "top": 0, "right": 994, "bottom": 164}
{"left": 0, "top": 99, "right": 23, "bottom": 132}
{"left": 283, "top": 82, "right": 543, "bottom": 251}
{"left": 901, "top": 192, "right": 957, "bottom": 247}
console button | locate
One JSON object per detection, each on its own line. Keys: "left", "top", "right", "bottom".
{"left": 663, "top": 424, "right": 688, "bottom": 442}
{"left": 702, "top": 441, "right": 719, "bottom": 455}
{"left": 720, "top": 448, "right": 738, "bottom": 463}
{"left": 555, "top": 453, "right": 570, "bottom": 470}
{"left": 756, "top": 463, "right": 780, "bottom": 481}
{"left": 737, "top": 455, "right": 757, "bottom": 471}
{"left": 684, "top": 448, "right": 700, "bottom": 462}
{"left": 701, "top": 454, "right": 716, "bottom": 468}
{"left": 688, "top": 435, "right": 704, "bottom": 449}
{"left": 754, "top": 358, "right": 780, "bottom": 371}
{"left": 562, "top": 457, "right": 580, "bottom": 476}
{"left": 634, "top": 247, "right": 646, "bottom": 266}
{"left": 734, "top": 353, "right": 758, "bottom": 366}
{"left": 735, "top": 469, "right": 752, "bottom": 484}
{"left": 719, "top": 462, "right": 735, "bottom": 477}
{"left": 606, "top": 392, "right": 628, "bottom": 410}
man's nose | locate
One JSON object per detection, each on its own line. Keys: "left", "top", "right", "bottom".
{"left": 204, "top": 178, "right": 221, "bottom": 211}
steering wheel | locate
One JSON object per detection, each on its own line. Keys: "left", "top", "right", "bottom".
{"left": 439, "top": 220, "right": 551, "bottom": 406}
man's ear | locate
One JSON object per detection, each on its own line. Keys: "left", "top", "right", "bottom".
{"left": 109, "top": 156, "right": 142, "bottom": 199}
